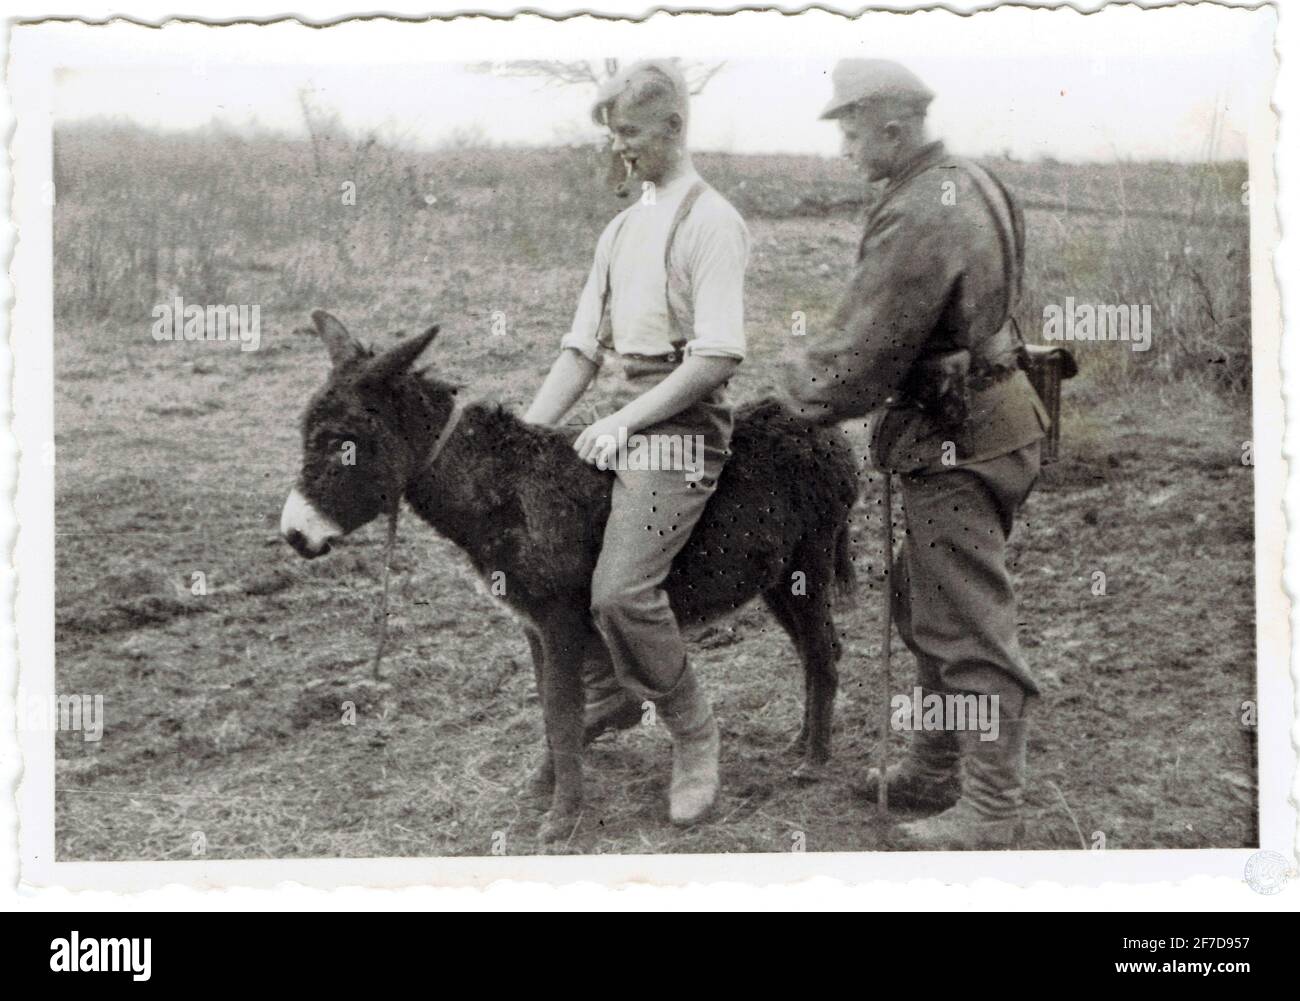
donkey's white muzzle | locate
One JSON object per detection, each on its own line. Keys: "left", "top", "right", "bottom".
{"left": 280, "top": 488, "right": 343, "bottom": 559}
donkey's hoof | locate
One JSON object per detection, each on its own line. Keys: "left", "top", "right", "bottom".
{"left": 791, "top": 759, "right": 828, "bottom": 784}
{"left": 539, "top": 809, "right": 580, "bottom": 844}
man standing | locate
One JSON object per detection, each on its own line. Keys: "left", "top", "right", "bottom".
{"left": 524, "top": 61, "right": 750, "bottom": 826}
{"left": 788, "top": 60, "right": 1048, "bottom": 849}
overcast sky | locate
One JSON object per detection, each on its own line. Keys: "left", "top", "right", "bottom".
{"left": 42, "top": 4, "right": 1274, "bottom": 162}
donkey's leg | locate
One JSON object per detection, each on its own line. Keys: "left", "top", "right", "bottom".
{"left": 796, "top": 589, "right": 842, "bottom": 777}
{"left": 536, "top": 608, "right": 588, "bottom": 843}
{"left": 805, "top": 539, "right": 847, "bottom": 757}
{"left": 764, "top": 555, "right": 842, "bottom": 782}
{"left": 580, "top": 632, "right": 644, "bottom": 745}
{"left": 523, "top": 627, "right": 555, "bottom": 800}
{"left": 761, "top": 585, "right": 813, "bottom": 759}
{"left": 529, "top": 628, "right": 633, "bottom": 800}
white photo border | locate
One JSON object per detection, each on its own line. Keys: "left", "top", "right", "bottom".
{"left": 5, "top": 2, "right": 1294, "bottom": 896}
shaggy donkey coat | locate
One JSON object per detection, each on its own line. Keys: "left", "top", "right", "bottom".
{"left": 286, "top": 311, "right": 860, "bottom": 840}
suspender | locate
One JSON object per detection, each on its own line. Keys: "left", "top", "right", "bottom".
{"left": 955, "top": 159, "right": 1027, "bottom": 354}
{"left": 665, "top": 182, "right": 707, "bottom": 353}
{"left": 595, "top": 179, "right": 710, "bottom": 356}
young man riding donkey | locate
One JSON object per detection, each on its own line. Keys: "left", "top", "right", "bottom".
{"left": 789, "top": 60, "right": 1050, "bottom": 850}
{"left": 280, "top": 61, "right": 857, "bottom": 841}
{"left": 523, "top": 60, "right": 750, "bottom": 826}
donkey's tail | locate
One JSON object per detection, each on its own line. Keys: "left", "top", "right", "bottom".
{"left": 833, "top": 523, "right": 857, "bottom": 601}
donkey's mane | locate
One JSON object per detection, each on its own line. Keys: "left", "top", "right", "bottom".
{"left": 412, "top": 368, "right": 588, "bottom": 457}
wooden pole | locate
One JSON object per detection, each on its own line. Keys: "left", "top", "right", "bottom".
{"left": 879, "top": 472, "right": 894, "bottom": 817}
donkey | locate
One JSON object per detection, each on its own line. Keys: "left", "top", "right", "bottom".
{"left": 281, "top": 311, "right": 860, "bottom": 840}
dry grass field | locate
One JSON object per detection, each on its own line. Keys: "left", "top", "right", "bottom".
{"left": 51, "top": 123, "right": 1256, "bottom": 857}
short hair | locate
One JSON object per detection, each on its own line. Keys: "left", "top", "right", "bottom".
{"left": 591, "top": 59, "right": 690, "bottom": 131}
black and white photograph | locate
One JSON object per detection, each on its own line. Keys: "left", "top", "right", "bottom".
{"left": 6, "top": 1, "right": 1293, "bottom": 894}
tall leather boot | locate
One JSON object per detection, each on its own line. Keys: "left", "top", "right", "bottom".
{"left": 853, "top": 686, "right": 961, "bottom": 813}
{"left": 654, "top": 662, "right": 720, "bottom": 826}
{"left": 895, "top": 712, "right": 1029, "bottom": 850}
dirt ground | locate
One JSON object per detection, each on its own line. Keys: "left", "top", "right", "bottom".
{"left": 51, "top": 176, "right": 1257, "bottom": 859}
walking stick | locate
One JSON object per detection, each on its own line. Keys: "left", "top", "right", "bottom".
{"left": 878, "top": 471, "right": 894, "bottom": 817}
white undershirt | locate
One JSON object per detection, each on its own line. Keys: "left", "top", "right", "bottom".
{"left": 560, "top": 170, "right": 750, "bottom": 364}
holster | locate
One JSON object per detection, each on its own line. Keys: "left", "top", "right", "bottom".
{"left": 904, "top": 321, "right": 1025, "bottom": 434}
{"left": 907, "top": 348, "right": 972, "bottom": 433}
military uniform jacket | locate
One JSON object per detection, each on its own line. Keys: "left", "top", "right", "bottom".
{"left": 792, "top": 141, "right": 1047, "bottom": 473}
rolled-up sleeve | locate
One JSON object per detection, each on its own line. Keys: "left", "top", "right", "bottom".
{"left": 558, "top": 219, "right": 617, "bottom": 366}
{"left": 683, "top": 206, "right": 749, "bottom": 361}
{"left": 790, "top": 200, "right": 957, "bottom": 422}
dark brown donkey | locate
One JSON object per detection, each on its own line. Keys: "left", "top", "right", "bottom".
{"left": 281, "top": 311, "right": 860, "bottom": 841}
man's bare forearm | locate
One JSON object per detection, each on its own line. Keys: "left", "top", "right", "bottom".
{"left": 523, "top": 349, "right": 599, "bottom": 425}
{"left": 611, "top": 355, "right": 740, "bottom": 433}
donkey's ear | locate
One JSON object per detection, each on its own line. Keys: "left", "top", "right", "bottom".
{"left": 312, "top": 309, "right": 365, "bottom": 368}
{"left": 360, "top": 325, "right": 440, "bottom": 386}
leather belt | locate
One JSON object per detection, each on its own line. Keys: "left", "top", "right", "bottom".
{"left": 621, "top": 346, "right": 685, "bottom": 366}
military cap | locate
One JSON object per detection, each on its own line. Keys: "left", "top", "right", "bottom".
{"left": 819, "top": 59, "right": 935, "bottom": 120}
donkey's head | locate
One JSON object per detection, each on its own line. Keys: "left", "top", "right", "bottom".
{"left": 280, "top": 310, "right": 442, "bottom": 559}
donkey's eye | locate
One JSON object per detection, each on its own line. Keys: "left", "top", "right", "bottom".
{"left": 318, "top": 433, "right": 355, "bottom": 457}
